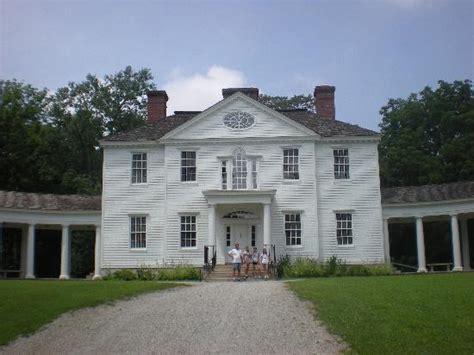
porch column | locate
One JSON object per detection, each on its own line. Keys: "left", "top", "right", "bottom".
{"left": 208, "top": 204, "right": 216, "bottom": 246}
{"left": 263, "top": 203, "right": 271, "bottom": 248}
{"left": 383, "top": 218, "right": 391, "bottom": 263}
{"left": 415, "top": 217, "right": 427, "bottom": 273}
{"left": 59, "top": 224, "right": 71, "bottom": 279}
{"left": 25, "top": 223, "right": 36, "bottom": 279}
{"left": 450, "top": 214, "right": 463, "bottom": 272}
{"left": 93, "top": 225, "right": 102, "bottom": 280}
{"left": 460, "top": 219, "right": 471, "bottom": 271}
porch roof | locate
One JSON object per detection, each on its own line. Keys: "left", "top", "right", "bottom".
{"left": 203, "top": 189, "right": 276, "bottom": 205}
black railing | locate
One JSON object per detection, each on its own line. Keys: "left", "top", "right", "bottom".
{"left": 204, "top": 245, "right": 216, "bottom": 272}
{"left": 270, "top": 244, "right": 277, "bottom": 279}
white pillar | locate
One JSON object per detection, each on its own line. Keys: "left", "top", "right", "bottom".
{"left": 93, "top": 225, "right": 102, "bottom": 280}
{"left": 383, "top": 218, "right": 391, "bottom": 263}
{"left": 415, "top": 217, "right": 427, "bottom": 273}
{"left": 59, "top": 224, "right": 71, "bottom": 279}
{"left": 25, "top": 223, "right": 36, "bottom": 279}
{"left": 460, "top": 219, "right": 471, "bottom": 271}
{"left": 450, "top": 215, "right": 463, "bottom": 272}
{"left": 208, "top": 204, "right": 216, "bottom": 246}
{"left": 263, "top": 203, "right": 271, "bottom": 248}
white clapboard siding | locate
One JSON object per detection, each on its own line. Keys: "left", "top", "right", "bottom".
{"left": 169, "top": 98, "right": 310, "bottom": 140}
{"left": 315, "top": 142, "right": 384, "bottom": 263}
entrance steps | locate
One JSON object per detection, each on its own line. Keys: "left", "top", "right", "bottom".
{"left": 205, "top": 264, "right": 273, "bottom": 282}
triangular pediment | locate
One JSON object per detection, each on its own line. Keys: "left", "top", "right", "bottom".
{"left": 161, "top": 92, "right": 319, "bottom": 141}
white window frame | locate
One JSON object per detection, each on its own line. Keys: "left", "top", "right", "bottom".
{"left": 284, "top": 212, "right": 302, "bottom": 246}
{"left": 181, "top": 151, "right": 197, "bottom": 182}
{"left": 225, "top": 225, "right": 231, "bottom": 247}
{"left": 282, "top": 148, "right": 300, "bottom": 181}
{"left": 335, "top": 212, "right": 354, "bottom": 246}
{"left": 130, "top": 215, "right": 147, "bottom": 250}
{"left": 333, "top": 148, "right": 350, "bottom": 180}
{"left": 131, "top": 152, "right": 147, "bottom": 184}
{"left": 180, "top": 215, "right": 197, "bottom": 248}
{"left": 219, "top": 149, "right": 259, "bottom": 191}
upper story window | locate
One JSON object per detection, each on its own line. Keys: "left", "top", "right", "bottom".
{"left": 285, "top": 213, "right": 302, "bottom": 246}
{"left": 223, "top": 111, "right": 255, "bottom": 130}
{"left": 130, "top": 216, "right": 146, "bottom": 249}
{"left": 283, "top": 149, "right": 299, "bottom": 180}
{"left": 132, "top": 153, "right": 147, "bottom": 184}
{"left": 336, "top": 213, "right": 353, "bottom": 246}
{"left": 181, "top": 151, "right": 196, "bottom": 182}
{"left": 221, "top": 148, "right": 258, "bottom": 190}
{"left": 334, "top": 149, "right": 350, "bottom": 179}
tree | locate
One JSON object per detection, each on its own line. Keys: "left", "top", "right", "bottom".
{"left": 379, "top": 80, "right": 474, "bottom": 187}
{"left": 259, "top": 94, "right": 314, "bottom": 112}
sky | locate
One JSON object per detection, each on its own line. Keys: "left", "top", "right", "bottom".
{"left": 1, "top": 0, "right": 472, "bottom": 130}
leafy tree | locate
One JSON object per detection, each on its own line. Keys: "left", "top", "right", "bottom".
{"left": 259, "top": 94, "right": 314, "bottom": 112}
{"left": 379, "top": 80, "right": 474, "bottom": 187}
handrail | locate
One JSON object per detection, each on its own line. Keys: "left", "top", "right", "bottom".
{"left": 204, "top": 245, "right": 216, "bottom": 271}
{"left": 270, "top": 244, "right": 277, "bottom": 279}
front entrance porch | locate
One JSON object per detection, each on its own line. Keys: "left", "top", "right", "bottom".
{"left": 203, "top": 189, "right": 276, "bottom": 265}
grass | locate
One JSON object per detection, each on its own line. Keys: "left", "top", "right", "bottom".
{"left": 0, "top": 280, "right": 181, "bottom": 346}
{"left": 288, "top": 273, "right": 474, "bottom": 354}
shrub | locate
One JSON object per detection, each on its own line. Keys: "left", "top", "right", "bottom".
{"left": 110, "top": 269, "right": 138, "bottom": 281}
{"left": 155, "top": 266, "right": 201, "bottom": 281}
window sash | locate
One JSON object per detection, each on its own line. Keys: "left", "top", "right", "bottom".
{"left": 283, "top": 149, "right": 299, "bottom": 180}
{"left": 180, "top": 215, "right": 197, "bottom": 247}
{"left": 181, "top": 151, "right": 196, "bottom": 182}
{"left": 285, "top": 213, "right": 301, "bottom": 245}
{"left": 130, "top": 216, "right": 146, "bottom": 248}
{"left": 333, "top": 149, "right": 350, "bottom": 179}
{"left": 251, "top": 225, "right": 256, "bottom": 247}
{"left": 132, "top": 153, "right": 147, "bottom": 184}
{"left": 336, "top": 213, "right": 353, "bottom": 245}
{"left": 226, "top": 226, "right": 231, "bottom": 247}
{"left": 232, "top": 153, "right": 247, "bottom": 189}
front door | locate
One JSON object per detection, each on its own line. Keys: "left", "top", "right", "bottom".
{"left": 233, "top": 224, "right": 250, "bottom": 249}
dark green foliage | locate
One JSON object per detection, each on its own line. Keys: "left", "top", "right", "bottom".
{"left": 107, "top": 269, "right": 138, "bottom": 281}
{"left": 277, "top": 255, "right": 393, "bottom": 278}
{"left": 107, "top": 266, "right": 202, "bottom": 281}
{"left": 379, "top": 80, "right": 474, "bottom": 187}
{"left": 0, "top": 66, "right": 155, "bottom": 195}
{"left": 288, "top": 274, "right": 474, "bottom": 354}
{"left": 259, "top": 94, "right": 314, "bottom": 112}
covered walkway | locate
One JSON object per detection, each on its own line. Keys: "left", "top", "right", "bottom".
{"left": 0, "top": 191, "right": 101, "bottom": 279}
{"left": 382, "top": 181, "right": 474, "bottom": 272}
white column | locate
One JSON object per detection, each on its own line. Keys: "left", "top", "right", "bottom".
{"left": 460, "top": 219, "right": 471, "bottom": 271}
{"left": 263, "top": 203, "right": 271, "bottom": 248}
{"left": 25, "top": 223, "right": 36, "bottom": 279}
{"left": 415, "top": 217, "right": 427, "bottom": 273}
{"left": 93, "top": 225, "right": 102, "bottom": 280}
{"left": 208, "top": 204, "right": 216, "bottom": 246}
{"left": 59, "top": 224, "right": 71, "bottom": 280}
{"left": 383, "top": 218, "right": 391, "bottom": 263}
{"left": 450, "top": 215, "right": 463, "bottom": 272}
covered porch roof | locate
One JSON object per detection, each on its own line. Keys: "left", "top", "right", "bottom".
{"left": 202, "top": 189, "right": 276, "bottom": 205}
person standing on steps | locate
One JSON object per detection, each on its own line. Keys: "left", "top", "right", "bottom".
{"left": 228, "top": 242, "right": 243, "bottom": 281}
{"left": 260, "top": 247, "right": 269, "bottom": 279}
{"left": 242, "top": 246, "right": 251, "bottom": 280}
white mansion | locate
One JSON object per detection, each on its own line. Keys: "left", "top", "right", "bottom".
{"left": 0, "top": 87, "right": 472, "bottom": 278}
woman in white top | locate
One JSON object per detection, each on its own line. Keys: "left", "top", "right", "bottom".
{"left": 260, "top": 247, "right": 269, "bottom": 279}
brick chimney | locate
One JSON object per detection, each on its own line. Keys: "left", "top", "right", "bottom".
{"left": 147, "top": 90, "right": 168, "bottom": 123}
{"left": 222, "top": 88, "right": 259, "bottom": 101}
{"left": 314, "top": 85, "right": 335, "bottom": 119}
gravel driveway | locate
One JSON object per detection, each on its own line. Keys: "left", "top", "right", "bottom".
{"left": 1, "top": 281, "right": 345, "bottom": 354}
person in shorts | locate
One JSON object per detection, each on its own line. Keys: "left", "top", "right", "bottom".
{"left": 260, "top": 247, "right": 269, "bottom": 279}
{"left": 242, "top": 246, "right": 251, "bottom": 280}
{"left": 251, "top": 246, "right": 260, "bottom": 279}
{"left": 228, "top": 242, "right": 243, "bottom": 281}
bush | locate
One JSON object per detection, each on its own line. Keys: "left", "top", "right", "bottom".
{"left": 108, "top": 269, "right": 138, "bottom": 281}
{"left": 155, "top": 266, "right": 201, "bottom": 281}
{"left": 277, "top": 255, "right": 393, "bottom": 279}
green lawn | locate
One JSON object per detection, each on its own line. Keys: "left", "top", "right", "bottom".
{"left": 0, "top": 280, "right": 181, "bottom": 346}
{"left": 288, "top": 273, "right": 474, "bottom": 354}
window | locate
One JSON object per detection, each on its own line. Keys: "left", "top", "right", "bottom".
{"left": 336, "top": 213, "right": 353, "bottom": 245}
{"left": 232, "top": 149, "right": 247, "bottom": 189}
{"left": 251, "top": 225, "right": 256, "bottom": 247}
{"left": 334, "top": 149, "right": 350, "bottom": 179}
{"left": 221, "top": 161, "right": 228, "bottom": 190}
{"left": 181, "top": 151, "right": 196, "bottom": 182}
{"left": 283, "top": 149, "right": 299, "bottom": 180}
{"left": 130, "top": 216, "right": 146, "bottom": 249}
{"left": 226, "top": 226, "right": 231, "bottom": 247}
{"left": 223, "top": 111, "right": 255, "bottom": 130}
{"left": 285, "top": 213, "right": 301, "bottom": 245}
{"left": 181, "top": 215, "right": 196, "bottom": 247}
{"left": 131, "top": 153, "right": 147, "bottom": 184}
{"left": 251, "top": 160, "right": 258, "bottom": 189}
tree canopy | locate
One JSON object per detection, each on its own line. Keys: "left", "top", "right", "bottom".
{"left": 259, "top": 94, "right": 314, "bottom": 112}
{"left": 379, "top": 80, "right": 474, "bottom": 187}
{"left": 0, "top": 66, "right": 156, "bottom": 195}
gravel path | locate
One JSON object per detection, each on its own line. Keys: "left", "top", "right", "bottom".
{"left": 1, "top": 281, "right": 346, "bottom": 354}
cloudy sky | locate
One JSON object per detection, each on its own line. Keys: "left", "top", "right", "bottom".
{"left": 1, "top": 0, "right": 472, "bottom": 130}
